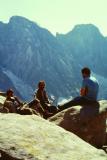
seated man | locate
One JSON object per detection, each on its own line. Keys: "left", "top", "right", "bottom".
{"left": 4, "top": 89, "right": 23, "bottom": 113}
{"left": 34, "top": 80, "right": 58, "bottom": 114}
{"left": 58, "top": 67, "right": 99, "bottom": 110}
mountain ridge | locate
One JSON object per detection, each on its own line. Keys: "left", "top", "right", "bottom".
{"left": 0, "top": 16, "right": 107, "bottom": 100}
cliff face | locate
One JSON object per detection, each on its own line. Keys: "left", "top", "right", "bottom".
{"left": 0, "top": 113, "right": 107, "bottom": 160}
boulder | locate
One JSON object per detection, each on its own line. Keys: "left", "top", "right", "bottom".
{"left": 0, "top": 94, "right": 6, "bottom": 107}
{"left": 49, "top": 100, "right": 107, "bottom": 148}
{"left": 0, "top": 113, "right": 107, "bottom": 160}
{"left": 0, "top": 95, "right": 9, "bottom": 113}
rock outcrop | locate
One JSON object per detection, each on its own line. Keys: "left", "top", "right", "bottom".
{"left": 0, "top": 113, "right": 107, "bottom": 160}
{"left": 0, "top": 94, "right": 8, "bottom": 113}
{"left": 49, "top": 100, "right": 107, "bottom": 148}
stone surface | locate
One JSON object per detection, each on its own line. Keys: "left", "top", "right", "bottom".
{"left": 0, "top": 113, "right": 107, "bottom": 160}
{"left": 0, "top": 95, "right": 5, "bottom": 106}
{"left": 0, "top": 94, "right": 8, "bottom": 113}
{"left": 49, "top": 100, "right": 107, "bottom": 148}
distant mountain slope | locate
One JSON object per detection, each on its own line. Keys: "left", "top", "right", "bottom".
{"left": 56, "top": 24, "right": 107, "bottom": 99}
{"left": 56, "top": 24, "right": 107, "bottom": 78}
{"left": 2, "top": 68, "right": 34, "bottom": 100}
{"left": 0, "top": 66, "right": 22, "bottom": 99}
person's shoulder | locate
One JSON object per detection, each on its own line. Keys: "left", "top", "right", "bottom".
{"left": 35, "top": 89, "right": 39, "bottom": 93}
{"left": 83, "top": 77, "right": 92, "bottom": 85}
{"left": 90, "top": 76, "right": 99, "bottom": 83}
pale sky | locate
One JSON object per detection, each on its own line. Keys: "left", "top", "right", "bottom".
{"left": 0, "top": 0, "right": 107, "bottom": 36}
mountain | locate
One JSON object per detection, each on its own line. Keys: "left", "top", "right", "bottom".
{"left": 56, "top": 24, "right": 107, "bottom": 99}
{"left": 0, "top": 16, "right": 80, "bottom": 101}
{"left": 0, "top": 16, "right": 107, "bottom": 101}
{"left": 56, "top": 24, "right": 107, "bottom": 76}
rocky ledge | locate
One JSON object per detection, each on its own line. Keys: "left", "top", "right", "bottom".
{"left": 0, "top": 113, "right": 107, "bottom": 160}
{"left": 49, "top": 100, "right": 107, "bottom": 149}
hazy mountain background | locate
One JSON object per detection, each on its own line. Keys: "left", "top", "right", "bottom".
{"left": 0, "top": 16, "right": 107, "bottom": 102}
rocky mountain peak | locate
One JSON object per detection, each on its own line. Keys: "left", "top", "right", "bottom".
{"left": 9, "top": 16, "right": 35, "bottom": 27}
{"left": 72, "top": 24, "right": 101, "bottom": 34}
{"left": 0, "top": 16, "right": 107, "bottom": 101}
{"left": 56, "top": 24, "right": 104, "bottom": 43}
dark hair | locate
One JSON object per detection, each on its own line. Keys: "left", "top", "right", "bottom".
{"left": 38, "top": 80, "right": 45, "bottom": 88}
{"left": 81, "top": 67, "right": 91, "bottom": 75}
{"left": 6, "top": 89, "right": 13, "bottom": 95}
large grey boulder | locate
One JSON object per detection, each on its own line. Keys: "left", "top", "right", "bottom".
{"left": 0, "top": 113, "right": 107, "bottom": 160}
{"left": 49, "top": 100, "right": 107, "bottom": 148}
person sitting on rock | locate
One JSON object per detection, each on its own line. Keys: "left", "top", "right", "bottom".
{"left": 34, "top": 80, "right": 58, "bottom": 115}
{"left": 4, "top": 89, "right": 23, "bottom": 113}
{"left": 58, "top": 67, "right": 99, "bottom": 111}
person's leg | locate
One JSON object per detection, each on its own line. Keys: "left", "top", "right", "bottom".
{"left": 4, "top": 101, "right": 16, "bottom": 113}
{"left": 49, "top": 105, "right": 58, "bottom": 113}
{"left": 58, "top": 96, "right": 90, "bottom": 111}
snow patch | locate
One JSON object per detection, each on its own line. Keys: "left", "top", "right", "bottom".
{"left": 57, "top": 96, "right": 73, "bottom": 105}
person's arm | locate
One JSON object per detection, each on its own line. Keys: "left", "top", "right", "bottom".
{"left": 35, "top": 89, "right": 40, "bottom": 100}
{"left": 80, "top": 87, "right": 88, "bottom": 96}
{"left": 14, "top": 96, "right": 23, "bottom": 105}
{"left": 80, "top": 79, "right": 88, "bottom": 96}
{"left": 44, "top": 90, "right": 50, "bottom": 103}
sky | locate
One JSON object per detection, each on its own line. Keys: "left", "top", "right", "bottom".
{"left": 0, "top": 0, "right": 107, "bottom": 36}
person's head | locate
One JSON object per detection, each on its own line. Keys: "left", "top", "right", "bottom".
{"left": 6, "top": 89, "right": 14, "bottom": 97}
{"left": 38, "top": 80, "right": 46, "bottom": 90}
{"left": 81, "top": 67, "right": 91, "bottom": 78}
